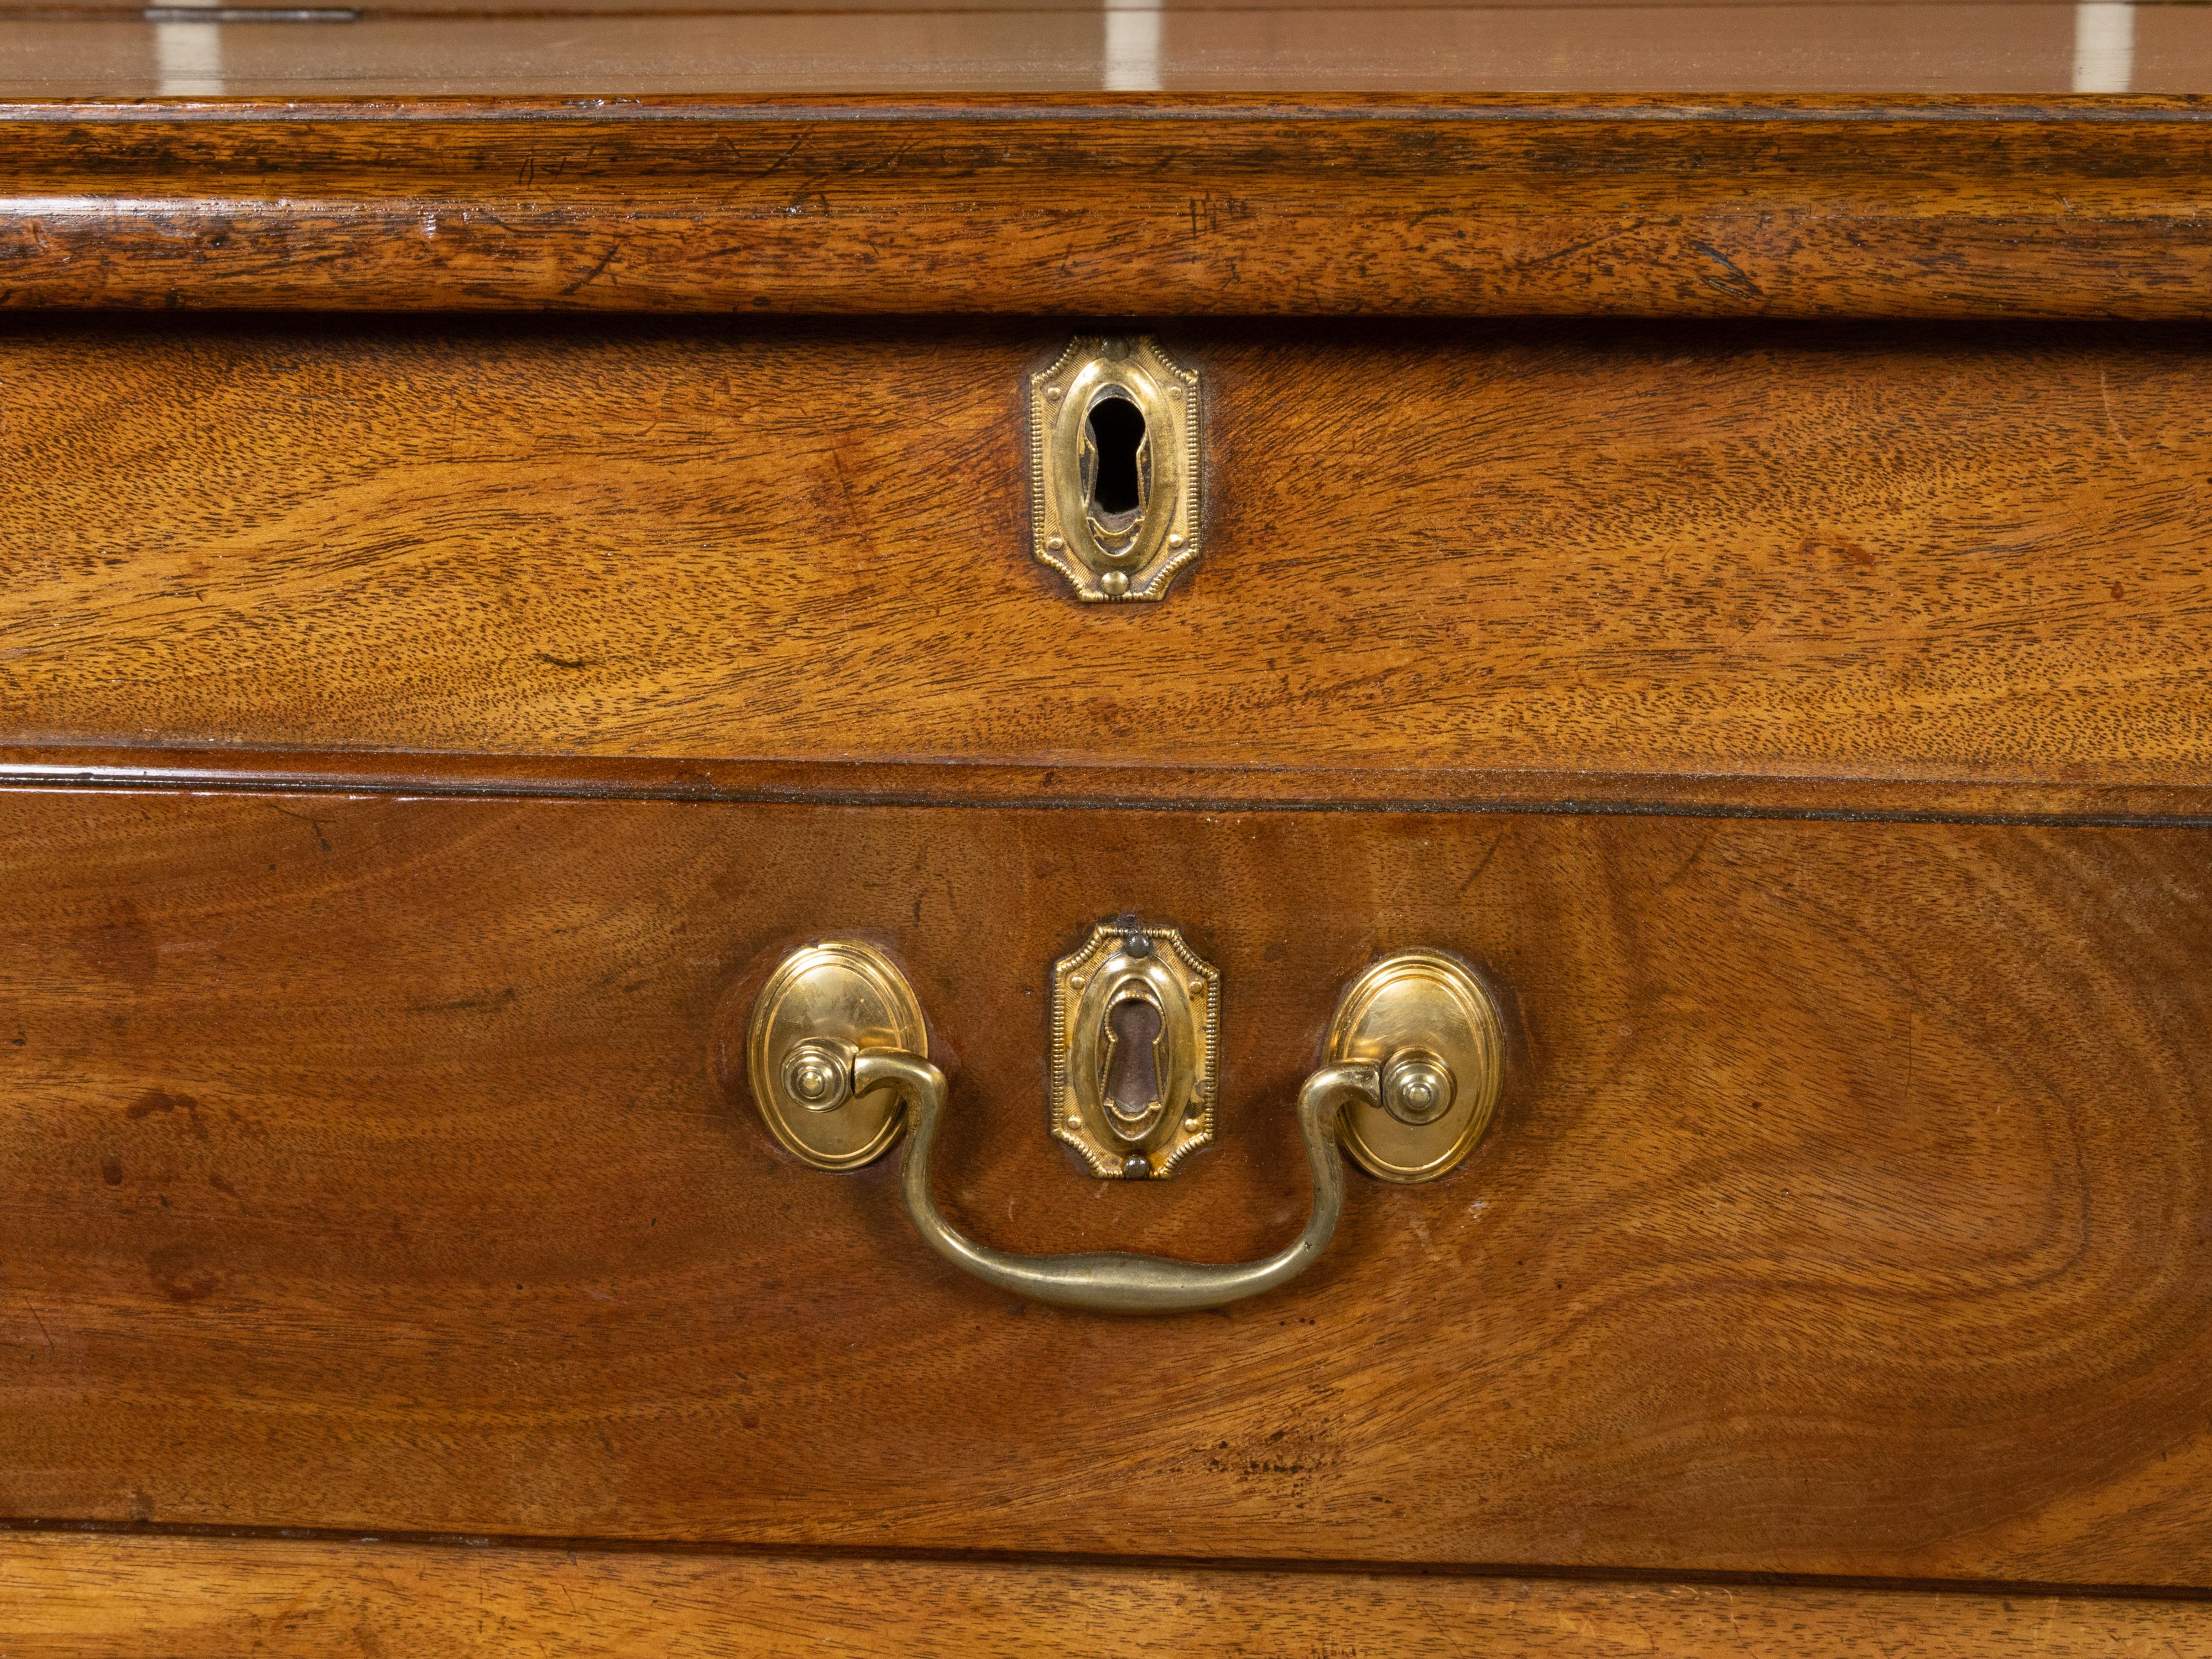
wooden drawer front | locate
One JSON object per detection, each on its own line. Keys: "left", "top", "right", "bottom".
{"left": 4, "top": 319, "right": 2209, "bottom": 791}
{"left": 1, "top": 786, "right": 2207, "bottom": 1585}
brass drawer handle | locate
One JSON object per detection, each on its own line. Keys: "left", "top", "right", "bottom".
{"left": 747, "top": 942, "right": 1505, "bottom": 1315}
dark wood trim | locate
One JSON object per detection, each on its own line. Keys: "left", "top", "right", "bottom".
{"left": 7, "top": 745, "right": 2212, "bottom": 827}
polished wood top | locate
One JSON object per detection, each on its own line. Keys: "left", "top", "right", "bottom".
{"left": 0, "top": 2, "right": 2208, "bottom": 96}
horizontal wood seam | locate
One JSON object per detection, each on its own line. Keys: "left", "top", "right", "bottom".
{"left": 4, "top": 763, "right": 2211, "bottom": 831}
{"left": 4, "top": 1519, "right": 2208, "bottom": 1601}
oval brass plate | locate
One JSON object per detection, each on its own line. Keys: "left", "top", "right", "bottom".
{"left": 1326, "top": 950, "right": 1505, "bottom": 1183}
{"left": 746, "top": 940, "right": 927, "bottom": 1171}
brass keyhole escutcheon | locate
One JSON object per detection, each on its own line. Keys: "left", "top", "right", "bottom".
{"left": 1030, "top": 336, "right": 1202, "bottom": 603}
{"left": 1052, "top": 921, "right": 1219, "bottom": 1178}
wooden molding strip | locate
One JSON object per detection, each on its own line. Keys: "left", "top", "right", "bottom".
{"left": 0, "top": 1533, "right": 2205, "bottom": 1656}
{"left": 7, "top": 744, "right": 2212, "bottom": 826}
{"left": 6, "top": 95, "right": 2212, "bottom": 316}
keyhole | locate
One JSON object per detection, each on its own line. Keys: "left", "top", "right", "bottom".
{"left": 1102, "top": 996, "right": 1165, "bottom": 1130}
{"left": 1087, "top": 396, "right": 1146, "bottom": 521}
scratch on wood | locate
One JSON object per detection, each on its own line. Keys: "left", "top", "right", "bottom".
{"left": 1688, "top": 238, "right": 1764, "bottom": 299}
{"left": 561, "top": 244, "right": 620, "bottom": 295}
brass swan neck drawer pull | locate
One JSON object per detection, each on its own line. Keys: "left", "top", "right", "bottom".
{"left": 847, "top": 1047, "right": 1367, "bottom": 1314}
{"left": 747, "top": 941, "right": 1505, "bottom": 1315}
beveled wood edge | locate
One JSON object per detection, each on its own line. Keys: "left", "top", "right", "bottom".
{"left": 8, "top": 94, "right": 2212, "bottom": 317}
{"left": 4, "top": 745, "right": 2209, "bottom": 827}
{"left": 0, "top": 1530, "right": 2205, "bottom": 1658}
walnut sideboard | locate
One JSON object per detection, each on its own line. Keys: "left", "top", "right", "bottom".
{"left": 2, "top": 4, "right": 2211, "bottom": 1653}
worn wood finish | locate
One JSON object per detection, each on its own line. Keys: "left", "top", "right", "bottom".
{"left": 3, "top": 1536, "right": 2209, "bottom": 1658}
{"left": 2, "top": 787, "right": 2208, "bottom": 1583}
{"left": 4, "top": 317, "right": 2208, "bottom": 790}
{"left": 8, "top": 96, "right": 2212, "bottom": 316}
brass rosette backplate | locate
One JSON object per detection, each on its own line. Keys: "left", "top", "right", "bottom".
{"left": 1325, "top": 950, "right": 1506, "bottom": 1183}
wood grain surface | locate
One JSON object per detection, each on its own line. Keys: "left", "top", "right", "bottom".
{"left": 8, "top": 96, "right": 2212, "bottom": 316}
{"left": 1, "top": 786, "right": 2208, "bottom": 1584}
{"left": 5, "top": 317, "right": 2209, "bottom": 792}
{"left": 2, "top": 1535, "right": 2208, "bottom": 1658}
